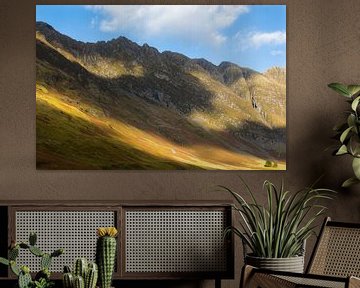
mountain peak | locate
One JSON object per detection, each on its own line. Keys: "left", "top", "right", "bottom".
{"left": 36, "top": 21, "right": 56, "bottom": 31}
{"left": 219, "top": 61, "right": 235, "bottom": 68}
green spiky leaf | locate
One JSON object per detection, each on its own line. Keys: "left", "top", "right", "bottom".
{"left": 221, "top": 178, "right": 335, "bottom": 258}
{"left": 328, "top": 83, "right": 352, "bottom": 97}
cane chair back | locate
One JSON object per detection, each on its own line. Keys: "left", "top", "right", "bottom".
{"left": 241, "top": 218, "right": 360, "bottom": 288}
{"left": 307, "top": 217, "right": 360, "bottom": 278}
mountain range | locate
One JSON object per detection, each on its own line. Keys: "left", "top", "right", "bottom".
{"left": 36, "top": 21, "right": 286, "bottom": 170}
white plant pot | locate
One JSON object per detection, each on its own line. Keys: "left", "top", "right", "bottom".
{"left": 245, "top": 254, "right": 305, "bottom": 273}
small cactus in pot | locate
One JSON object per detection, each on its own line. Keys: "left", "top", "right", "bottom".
{"left": 63, "top": 266, "right": 74, "bottom": 288}
{"left": 62, "top": 259, "right": 98, "bottom": 288}
{"left": 96, "top": 227, "right": 118, "bottom": 288}
{"left": 85, "top": 262, "right": 98, "bottom": 288}
{"left": 63, "top": 258, "right": 98, "bottom": 288}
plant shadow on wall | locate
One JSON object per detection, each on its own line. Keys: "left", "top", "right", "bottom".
{"left": 36, "top": 22, "right": 286, "bottom": 170}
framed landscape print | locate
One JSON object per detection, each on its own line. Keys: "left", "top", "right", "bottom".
{"left": 36, "top": 5, "right": 286, "bottom": 170}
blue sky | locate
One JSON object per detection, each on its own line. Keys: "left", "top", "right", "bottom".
{"left": 36, "top": 5, "right": 286, "bottom": 72}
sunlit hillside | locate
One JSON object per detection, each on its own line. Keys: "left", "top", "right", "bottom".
{"left": 36, "top": 22, "right": 286, "bottom": 170}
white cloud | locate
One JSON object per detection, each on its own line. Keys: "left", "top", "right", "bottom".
{"left": 87, "top": 5, "right": 249, "bottom": 46}
{"left": 270, "top": 50, "right": 284, "bottom": 56}
{"left": 235, "top": 30, "right": 286, "bottom": 50}
{"left": 248, "top": 31, "right": 286, "bottom": 48}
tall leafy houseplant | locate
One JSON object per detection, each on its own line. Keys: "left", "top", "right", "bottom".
{"left": 328, "top": 83, "right": 360, "bottom": 187}
{"left": 222, "top": 179, "right": 334, "bottom": 271}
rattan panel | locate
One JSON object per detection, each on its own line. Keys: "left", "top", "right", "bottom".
{"left": 277, "top": 275, "right": 345, "bottom": 288}
{"left": 125, "top": 210, "right": 227, "bottom": 273}
{"left": 15, "top": 211, "right": 115, "bottom": 272}
{"left": 310, "top": 226, "right": 360, "bottom": 277}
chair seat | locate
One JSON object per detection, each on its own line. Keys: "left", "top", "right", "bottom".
{"left": 277, "top": 274, "right": 346, "bottom": 288}
{"left": 242, "top": 265, "right": 360, "bottom": 288}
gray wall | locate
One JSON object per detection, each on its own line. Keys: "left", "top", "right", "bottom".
{"left": 1, "top": 0, "right": 360, "bottom": 287}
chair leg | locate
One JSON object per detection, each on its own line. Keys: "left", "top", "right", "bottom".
{"left": 240, "top": 265, "right": 255, "bottom": 288}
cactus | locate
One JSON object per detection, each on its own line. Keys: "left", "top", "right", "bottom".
{"left": 19, "top": 243, "right": 30, "bottom": 249}
{"left": 51, "top": 248, "right": 64, "bottom": 258}
{"left": 35, "top": 268, "right": 50, "bottom": 281}
{"left": 64, "top": 265, "right": 72, "bottom": 273}
{"left": 63, "top": 260, "right": 98, "bottom": 288}
{"left": 85, "top": 263, "right": 98, "bottom": 288}
{"left": 41, "top": 253, "right": 52, "bottom": 270}
{"left": 74, "top": 275, "right": 85, "bottom": 288}
{"left": 18, "top": 270, "right": 32, "bottom": 288}
{"left": 96, "top": 227, "right": 118, "bottom": 288}
{"left": 63, "top": 272, "right": 74, "bottom": 288}
{"left": 10, "top": 260, "right": 20, "bottom": 276}
{"left": 74, "top": 258, "right": 87, "bottom": 279}
{"left": 0, "top": 232, "right": 63, "bottom": 288}
{"left": 9, "top": 246, "right": 19, "bottom": 260}
{"left": 29, "top": 246, "right": 44, "bottom": 257}
{"left": 29, "top": 232, "right": 37, "bottom": 246}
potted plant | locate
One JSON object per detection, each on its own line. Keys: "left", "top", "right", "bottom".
{"left": 328, "top": 83, "right": 360, "bottom": 187}
{"left": 62, "top": 258, "right": 98, "bottom": 288}
{"left": 0, "top": 232, "right": 64, "bottom": 288}
{"left": 221, "top": 179, "right": 334, "bottom": 273}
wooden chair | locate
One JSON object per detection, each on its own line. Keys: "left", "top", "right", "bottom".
{"left": 241, "top": 217, "right": 360, "bottom": 288}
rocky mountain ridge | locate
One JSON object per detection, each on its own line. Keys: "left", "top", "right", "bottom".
{"left": 36, "top": 22, "right": 283, "bottom": 92}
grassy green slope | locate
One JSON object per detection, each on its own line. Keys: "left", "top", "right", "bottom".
{"left": 37, "top": 94, "right": 198, "bottom": 170}
{"left": 37, "top": 86, "right": 284, "bottom": 170}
